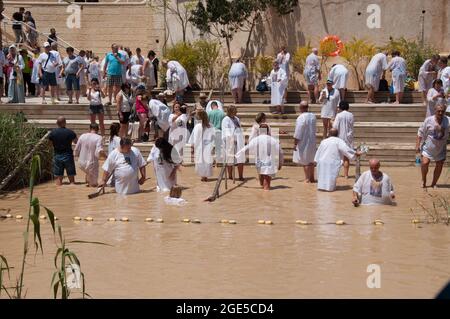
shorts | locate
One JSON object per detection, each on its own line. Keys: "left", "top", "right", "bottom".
{"left": 107, "top": 75, "right": 122, "bottom": 86}
{"left": 65, "top": 74, "right": 80, "bottom": 91}
{"left": 119, "top": 112, "right": 131, "bottom": 124}
{"left": 53, "top": 153, "right": 76, "bottom": 177}
{"left": 90, "top": 104, "right": 104, "bottom": 114}
{"left": 41, "top": 71, "right": 57, "bottom": 87}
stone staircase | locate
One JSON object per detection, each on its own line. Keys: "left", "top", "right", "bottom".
{"left": 1, "top": 91, "right": 448, "bottom": 166}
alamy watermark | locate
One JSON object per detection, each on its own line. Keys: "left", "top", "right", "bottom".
{"left": 366, "top": 264, "right": 381, "bottom": 289}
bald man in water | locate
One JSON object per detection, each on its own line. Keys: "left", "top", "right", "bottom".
{"left": 48, "top": 116, "right": 78, "bottom": 185}
{"left": 352, "top": 159, "right": 395, "bottom": 206}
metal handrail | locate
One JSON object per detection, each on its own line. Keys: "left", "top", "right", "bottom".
{"left": 2, "top": 14, "right": 80, "bottom": 52}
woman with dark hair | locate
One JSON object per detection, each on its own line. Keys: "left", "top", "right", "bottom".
{"left": 116, "top": 82, "right": 132, "bottom": 137}
{"left": 249, "top": 112, "right": 271, "bottom": 141}
{"left": 147, "top": 137, "right": 180, "bottom": 192}
{"left": 108, "top": 122, "right": 121, "bottom": 154}
{"left": 188, "top": 109, "right": 215, "bottom": 181}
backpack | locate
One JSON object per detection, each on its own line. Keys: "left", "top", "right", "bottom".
{"left": 256, "top": 80, "right": 268, "bottom": 92}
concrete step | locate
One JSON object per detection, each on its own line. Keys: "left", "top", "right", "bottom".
{"left": 181, "top": 90, "right": 424, "bottom": 104}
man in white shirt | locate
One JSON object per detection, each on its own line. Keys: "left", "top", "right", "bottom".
{"left": 352, "top": 159, "right": 395, "bottom": 206}
{"left": 100, "top": 137, "right": 147, "bottom": 195}
{"left": 38, "top": 42, "right": 60, "bottom": 104}
{"left": 332, "top": 101, "right": 354, "bottom": 178}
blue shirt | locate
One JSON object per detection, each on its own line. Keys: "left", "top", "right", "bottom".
{"left": 105, "top": 52, "right": 123, "bottom": 76}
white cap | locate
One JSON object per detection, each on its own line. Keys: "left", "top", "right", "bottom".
{"left": 9, "top": 44, "right": 16, "bottom": 50}
{"left": 43, "top": 42, "right": 50, "bottom": 48}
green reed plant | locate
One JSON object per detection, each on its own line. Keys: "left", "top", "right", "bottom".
{"left": 0, "top": 155, "right": 110, "bottom": 298}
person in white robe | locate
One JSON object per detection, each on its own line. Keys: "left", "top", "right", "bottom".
{"left": 74, "top": 124, "right": 105, "bottom": 187}
{"left": 387, "top": 51, "right": 407, "bottom": 104}
{"left": 332, "top": 101, "right": 354, "bottom": 178}
{"left": 168, "top": 102, "right": 189, "bottom": 158}
{"left": 268, "top": 60, "right": 288, "bottom": 114}
{"left": 149, "top": 97, "right": 171, "bottom": 138}
{"left": 314, "top": 128, "right": 361, "bottom": 192}
{"left": 416, "top": 103, "right": 449, "bottom": 188}
{"left": 365, "top": 52, "right": 388, "bottom": 103}
{"left": 426, "top": 79, "right": 445, "bottom": 117}
{"left": 303, "top": 48, "right": 321, "bottom": 104}
{"left": 249, "top": 112, "right": 271, "bottom": 142}
{"left": 100, "top": 137, "right": 147, "bottom": 195}
{"left": 328, "top": 64, "right": 348, "bottom": 100}
{"left": 418, "top": 55, "right": 439, "bottom": 105}
{"left": 143, "top": 55, "right": 156, "bottom": 91}
{"left": 276, "top": 46, "right": 291, "bottom": 99}
{"left": 206, "top": 99, "right": 224, "bottom": 113}
{"left": 162, "top": 60, "right": 189, "bottom": 103}
{"left": 106, "top": 123, "right": 121, "bottom": 186}
{"left": 352, "top": 159, "right": 395, "bottom": 206}
{"left": 147, "top": 138, "right": 180, "bottom": 192}
{"left": 293, "top": 101, "right": 316, "bottom": 183}
{"left": 228, "top": 59, "right": 247, "bottom": 104}
{"left": 221, "top": 105, "right": 245, "bottom": 180}
{"left": 6, "top": 45, "right": 25, "bottom": 103}
{"left": 126, "top": 63, "right": 143, "bottom": 91}
{"left": 438, "top": 57, "right": 450, "bottom": 95}
{"left": 318, "top": 79, "right": 340, "bottom": 138}
{"left": 188, "top": 109, "right": 215, "bottom": 181}
{"left": 118, "top": 47, "right": 130, "bottom": 84}
{"left": 236, "top": 124, "right": 283, "bottom": 190}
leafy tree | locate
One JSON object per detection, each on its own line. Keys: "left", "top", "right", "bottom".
{"left": 255, "top": 55, "right": 273, "bottom": 77}
{"left": 194, "top": 39, "right": 221, "bottom": 89}
{"left": 340, "top": 37, "right": 376, "bottom": 89}
{"left": 190, "top": 0, "right": 298, "bottom": 64}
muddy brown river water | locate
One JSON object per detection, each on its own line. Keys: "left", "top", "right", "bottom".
{"left": 0, "top": 165, "right": 449, "bottom": 298}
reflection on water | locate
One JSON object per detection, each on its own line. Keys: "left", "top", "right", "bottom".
{"left": 0, "top": 166, "right": 449, "bottom": 298}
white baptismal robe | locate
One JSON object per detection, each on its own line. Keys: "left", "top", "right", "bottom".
{"left": 293, "top": 112, "right": 316, "bottom": 165}
{"left": 228, "top": 62, "right": 247, "bottom": 90}
{"left": 188, "top": 123, "right": 215, "bottom": 177}
{"left": 314, "top": 137, "right": 356, "bottom": 191}
{"left": 365, "top": 53, "right": 388, "bottom": 91}
{"left": 102, "top": 147, "right": 146, "bottom": 195}
{"left": 353, "top": 171, "right": 395, "bottom": 205}
{"left": 236, "top": 134, "right": 283, "bottom": 176}
{"left": 276, "top": 52, "right": 291, "bottom": 78}
{"left": 147, "top": 146, "right": 178, "bottom": 192}
{"left": 74, "top": 132, "right": 103, "bottom": 185}
{"left": 269, "top": 68, "right": 288, "bottom": 105}
{"left": 221, "top": 116, "right": 246, "bottom": 164}
{"left": 328, "top": 64, "right": 349, "bottom": 89}
{"left": 332, "top": 110, "right": 354, "bottom": 148}
{"left": 166, "top": 60, "right": 189, "bottom": 91}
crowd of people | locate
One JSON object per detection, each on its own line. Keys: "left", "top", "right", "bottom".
{"left": 46, "top": 91, "right": 448, "bottom": 207}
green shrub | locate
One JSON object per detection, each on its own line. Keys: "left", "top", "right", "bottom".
{"left": 382, "top": 37, "right": 439, "bottom": 79}
{"left": 0, "top": 112, "right": 52, "bottom": 191}
{"left": 193, "top": 39, "right": 221, "bottom": 89}
{"left": 255, "top": 55, "right": 273, "bottom": 77}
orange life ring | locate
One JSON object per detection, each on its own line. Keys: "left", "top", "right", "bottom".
{"left": 321, "top": 35, "right": 344, "bottom": 57}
